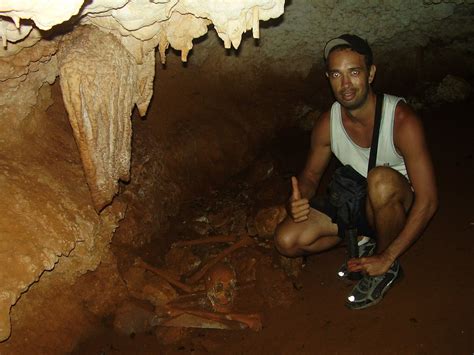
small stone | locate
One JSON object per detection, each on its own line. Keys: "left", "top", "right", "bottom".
{"left": 208, "top": 206, "right": 233, "bottom": 229}
{"left": 279, "top": 255, "right": 304, "bottom": 278}
{"left": 436, "top": 75, "right": 472, "bottom": 103}
{"left": 246, "top": 217, "right": 258, "bottom": 236}
{"left": 122, "top": 266, "right": 178, "bottom": 307}
{"left": 244, "top": 158, "right": 275, "bottom": 184}
{"left": 165, "top": 247, "right": 201, "bottom": 277}
{"left": 156, "top": 326, "right": 190, "bottom": 345}
{"left": 113, "top": 301, "right": 156, "bottom": 336}
{"left": 254, "top": 205, "right": 286, "bottom": 239}
{"left": 190, "top": 220, "right": 212, "bottom": 235}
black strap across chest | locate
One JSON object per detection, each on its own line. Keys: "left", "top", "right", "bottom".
{"left": 367, "top": 93, "right": 384, "bottom": 175}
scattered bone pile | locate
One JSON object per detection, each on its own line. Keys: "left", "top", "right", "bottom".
{"left": 112, "top": 160, "right": 302, "bottom": 341}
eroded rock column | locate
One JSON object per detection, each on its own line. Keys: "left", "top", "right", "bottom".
{"left": 58, "top": 25, "right": 138, "bottom": 212}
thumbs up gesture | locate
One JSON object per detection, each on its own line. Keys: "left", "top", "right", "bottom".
{"left": 288, "top": 176, "right": 310, "bottom": 223}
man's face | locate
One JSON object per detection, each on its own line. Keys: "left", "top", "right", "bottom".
{"left": 325, "top": 48, "right": 376, "bottom": 111}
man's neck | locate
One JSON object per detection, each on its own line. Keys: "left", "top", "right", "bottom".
{"left": 343, "top": 91, "right": 377, "bottom": 125}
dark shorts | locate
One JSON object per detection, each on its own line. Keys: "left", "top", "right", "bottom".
{"left": 309, "top": 195, "right": 376, "bottom": 240}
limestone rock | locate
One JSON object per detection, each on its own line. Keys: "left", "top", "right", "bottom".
{"left": 156, "top": 326, "right": 191, "bottom": 345}
{"left": 191, "top": 219, "right": 213, "bottom": 236}
{"left": 58, "top": 25, "right": 138, "bottom": 212}
{"left": 254, "top": 205, "right": 286, "bottom": 239}
{"left": 0, "top": 17, "right": 33, "bottom": 47}
{"left": 0, "top": 36, "right": 58, "bottom": 142}
{"left": 0, "top": 86, "right": 120, "bottom": 342}
{"left": 435, "top": 74, "right": 472, "bottom": 103}
{"left": 79, "top": 258, "right": 129, "bottom": 317}
{"left": 113, "top": 300, "right": 158, "bottom": 336}
{"left": 1, "top": 0, "right": 285, "bottom": 63}
{"left": 0, "top": 0, "right": 84, "bottom": 31}
{"left": 279, "top": 255, "right": 305, "bottom": 279}
{"left": 244, "top": 157, "right": 275, "bottom": 185}
{"left": 122, "top": 266, "right": 178, "bottom": 307}
{"left": 165, "top": 247, "right": 202, "bottom": 277}
{"left": 230, "top": 208, "right": 249, "bottom": 235}
{"left": 176, "top": 0, "right": 285, "bottom": 49}
{"left": 161, "top": 12, "right": 211, "bottom": 62}
{"left": 208, "top": 206, "right": 233, "bottom": 230}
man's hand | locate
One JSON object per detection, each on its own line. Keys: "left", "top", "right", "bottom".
{"left": 287, "top": 176, "right": 310, "bottom": 223}
{"left": 347, "top": 253, "right": 395, "bottom": 276}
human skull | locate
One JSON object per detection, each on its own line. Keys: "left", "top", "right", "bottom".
{"left": 205, "top": 262, "right": 237, "bottom": 313}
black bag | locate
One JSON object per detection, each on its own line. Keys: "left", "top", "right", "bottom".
{"left": 328, "top": 164, "right": 367, "bottom": 228}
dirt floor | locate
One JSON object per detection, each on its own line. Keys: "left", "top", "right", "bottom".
{"left": 72, "top": 93, "right": 474, "bottom": 354}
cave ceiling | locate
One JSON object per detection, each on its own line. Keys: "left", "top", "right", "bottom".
{"left": 0, "top": 0, "right": 285, "bottom": 212}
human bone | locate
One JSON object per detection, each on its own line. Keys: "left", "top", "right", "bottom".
{"left": 205, "top": 262, "right": 237, "bottom": 313}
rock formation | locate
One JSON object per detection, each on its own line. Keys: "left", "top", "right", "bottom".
{"left": 1, "top": 0, "right": 285, "bottom": 212}
{"left": 0, "top": 0, "right": 285, "bottom": 343}
{"left": 58, "top": 26, "right": 137, "bottom": 211}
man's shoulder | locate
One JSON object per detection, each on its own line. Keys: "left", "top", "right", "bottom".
{"left": 320, "top": 101, "right": 339, "bottom": 122}
{"left": 394, "top": 99, "right": 419, "bottom": 127}
{"left": 311, "top": 109, "right": 331, "bottom": 144}
{"left": 380, "top": 93, "right": 418, "bottom": 129}
{"left": 392, "top": 97, "right": 424, "bottom": 148}
{"left": 315, "top": 109, "right": 332, "bottom": 132}
{"left": 382, "top": 93, "right": 405, "bottom": 109}
{"left": 320, "top": 109, "right": 331, "bottom": 120}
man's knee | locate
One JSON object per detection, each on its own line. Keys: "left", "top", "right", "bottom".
{"left": 274, "top": 224, "right": 298, "bottom": 255}
{"left": 367, "top": 166, "right": 409, "bottom": 207}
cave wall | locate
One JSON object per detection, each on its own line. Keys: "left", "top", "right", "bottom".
{"left": 190, "top": 0, "right": 474, "bottom": 79}
{"left": 0, "top": 0, "right": 473, "bottom": 348}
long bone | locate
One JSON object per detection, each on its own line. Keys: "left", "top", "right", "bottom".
{"left": 186, "top": 236, "right": 255, "bottom": 284}
{"left": 135, "top": 258, "right": 195, "bottom": 293}
{"left": 166, "top": 306, "right": 263, "bottom": 331}
{"left": 172, "top": 234, "right": 237, "bottom": 248}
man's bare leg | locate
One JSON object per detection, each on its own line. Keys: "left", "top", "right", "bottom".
{"left": 366, "top": 166, "right": 414, "bottom": 254}
{"left": 275, "top": 208, "right": 341, "bottom": 257}
{"left": 344, "top": 167, "right": 413, "bottom": 310}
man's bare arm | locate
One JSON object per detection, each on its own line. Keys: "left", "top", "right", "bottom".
{"left": 286, "top": 111, "right": 332, "bottom": 222}
{"left": 383, "top": 102, "right": 438, "bottom": 262}
{"left": 297, "top": 111, "right": 333, "bottom": 199}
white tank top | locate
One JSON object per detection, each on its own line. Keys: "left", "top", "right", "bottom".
{"left": 330, "top": 94, "right": 408, "bottom": 179}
